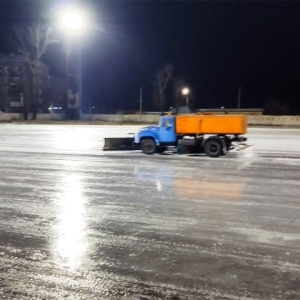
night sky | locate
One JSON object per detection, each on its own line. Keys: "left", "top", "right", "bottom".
{"left": 0, "top": 1, "right": 300, "bottom": 113}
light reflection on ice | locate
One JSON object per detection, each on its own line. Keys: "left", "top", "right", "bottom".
{"left": 174, "top": 178, "right": 245, "bottom": 200}
{"left": 156, "top": 180, "right": 162, "bottom": 192}
{"left": 54, "top": 174, "right": 87, "bottom": 270}
{"left": 54, "top": 128, "right": 92, "bottom": 152}
{"left": 135, "top": 165, "right": 246, "bottom": 201}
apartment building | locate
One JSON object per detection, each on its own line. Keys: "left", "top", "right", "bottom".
{"left": 0, "top": 53, "right": 50, "bottom": 112}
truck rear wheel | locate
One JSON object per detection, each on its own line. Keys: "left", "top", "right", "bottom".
{"left": 204, "top": 139, "right": 223, "bottom": 157}
{"left": 141, "top": 138, "right": 156, "bottom": 155}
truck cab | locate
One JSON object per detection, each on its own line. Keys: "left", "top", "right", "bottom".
{"left": 135, "top": 116, "right": 177, "bottom": 154}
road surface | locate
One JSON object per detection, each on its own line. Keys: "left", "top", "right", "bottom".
{"left": 0, "top": 124, "right": 300, "bottom": 299}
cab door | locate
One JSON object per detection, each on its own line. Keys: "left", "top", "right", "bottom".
{"left": 158, "top": 117, "right": 176, "bottom": 143}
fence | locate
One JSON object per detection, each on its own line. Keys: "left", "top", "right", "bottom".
{"left": 2, "top": 112, "right": 300, "bottom": 126}
{"left": 82, "top": 114, "right": 300, "bottom": 126}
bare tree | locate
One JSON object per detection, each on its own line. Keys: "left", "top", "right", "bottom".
{"left": 153, "top": 64, "right": 173, "bottom": 114}
{"left": 12, "top": 22, "right": 56, "bottom": 118}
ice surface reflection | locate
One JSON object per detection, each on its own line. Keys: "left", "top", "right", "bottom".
{"left": 54, "top": 128, "right": 93, "bottom": 152}
{"left": 134, "top": 165, "right": 246, "bottom": 201}
{"left": 54, "top": 174, "right": 87, "bottom": 269}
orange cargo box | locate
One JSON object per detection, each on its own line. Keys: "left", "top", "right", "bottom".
{"left": 175, "top": 115, "right": 247, "bottom": 135}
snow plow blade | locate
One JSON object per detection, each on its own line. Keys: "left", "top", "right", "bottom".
{"left": 103, "top": 137, "right": 140, "bottom": 151}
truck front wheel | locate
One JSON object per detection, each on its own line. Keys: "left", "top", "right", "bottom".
{"left": 204, "top": 139, "right": 223, "bottom": 157}
{"left": 141, "top": 138, "right": 156, "bottom": 155}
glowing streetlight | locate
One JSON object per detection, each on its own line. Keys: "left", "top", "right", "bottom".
{"left": 182, "top": 87, "right": 190, "bottom": 107}
{"left": 58, "top": 8, "right": 87, "bottom": 34}
{"left": 62, "top": 12, "right": 83, "bottom": 31}
{"left": 182, "top": 87, "right": 190, "bottom": 96}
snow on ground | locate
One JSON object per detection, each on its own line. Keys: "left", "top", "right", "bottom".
{"left": 0, "top": 124, "right": 300, "bottom": 299}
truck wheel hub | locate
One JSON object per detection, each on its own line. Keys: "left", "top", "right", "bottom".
{"left": 210, "top": 145, "right": 218, "bottom": 153}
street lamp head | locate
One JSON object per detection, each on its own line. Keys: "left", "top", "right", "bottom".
{"left": 58, "top": 7, "right": 88, "bottom": 34}
{"left": 182, "top": 87, "right": 190, "bottom": 96}
{"left": 62, "top": 12, "right": 83, "bottom": 30}
{"left": 55, "top": 3, "right": 100, "bottom": 36}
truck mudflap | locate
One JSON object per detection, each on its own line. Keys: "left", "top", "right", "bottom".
{"left": 230, "top": 136, "right": 251, "bottom": 151}
{"left": 234, "top": 143, "right": 252, "bottom": 151}
{"left": 103, "top": 137, "right": 140, "bottom": 151}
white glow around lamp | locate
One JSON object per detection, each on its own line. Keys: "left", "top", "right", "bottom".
{"left": 59, "top": 9, "right": 85, "bottom": 32}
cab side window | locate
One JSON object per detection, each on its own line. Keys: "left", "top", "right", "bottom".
{"left": 162, "top": 119, "right": 172, "bottom": 127}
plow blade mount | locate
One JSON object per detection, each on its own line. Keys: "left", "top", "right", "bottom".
{"left": 103, "top": 137, "right": 140, "bottom": 151}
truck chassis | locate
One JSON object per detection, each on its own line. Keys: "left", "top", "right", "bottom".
{"left": 104, "top": 135, "right": 248, "bottom": 158}
{"left": 140, "top": 135, "right": 247, "bottom": 157}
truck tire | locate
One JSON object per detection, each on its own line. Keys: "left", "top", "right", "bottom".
{"left": 204, "top": 139, "right": 223, "bottom": 157}
{"left": 141, "top": 138, "right": 156, "bottom": 155}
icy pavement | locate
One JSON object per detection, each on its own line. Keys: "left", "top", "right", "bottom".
{"left": 0, "top": 124, "right": 300, "bottom": 299}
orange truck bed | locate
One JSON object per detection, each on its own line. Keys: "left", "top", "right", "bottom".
{"left": 175, "top": 114, "right": 247, "bottom": 135}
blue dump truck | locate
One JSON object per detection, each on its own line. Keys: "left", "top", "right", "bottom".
{"left": 104, "top": 114, "right": 248, "bottom": 157}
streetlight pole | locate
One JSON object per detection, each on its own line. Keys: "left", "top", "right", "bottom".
{"left": 77, "top": 42, "right": 82, "bottom": 119}
{"left": 58, "top": 5, "right": 100, "bottom": 119}
{"left": 66, "top": 38, "right": 81, "bottom": 119}
{"left": 59, "top": 8, "right": 85, "bottom": 120}
{"left": 139, "top": 87, "right": 143, "bottom": 123}
{"left": 186, "top": 96, "right": 189, "bottom": 107}
{"left": 65, "top": 35, "right": 70, "bottom": 119}
{"left": 182, "top": 87, "right": 190, "bottom": 109}
{"left": 237, "top": 85, "right": 242, "bottom": 109}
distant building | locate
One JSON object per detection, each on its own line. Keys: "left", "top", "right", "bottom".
{"left": 0, "top": 53, "right": 50, "bottom": 113}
